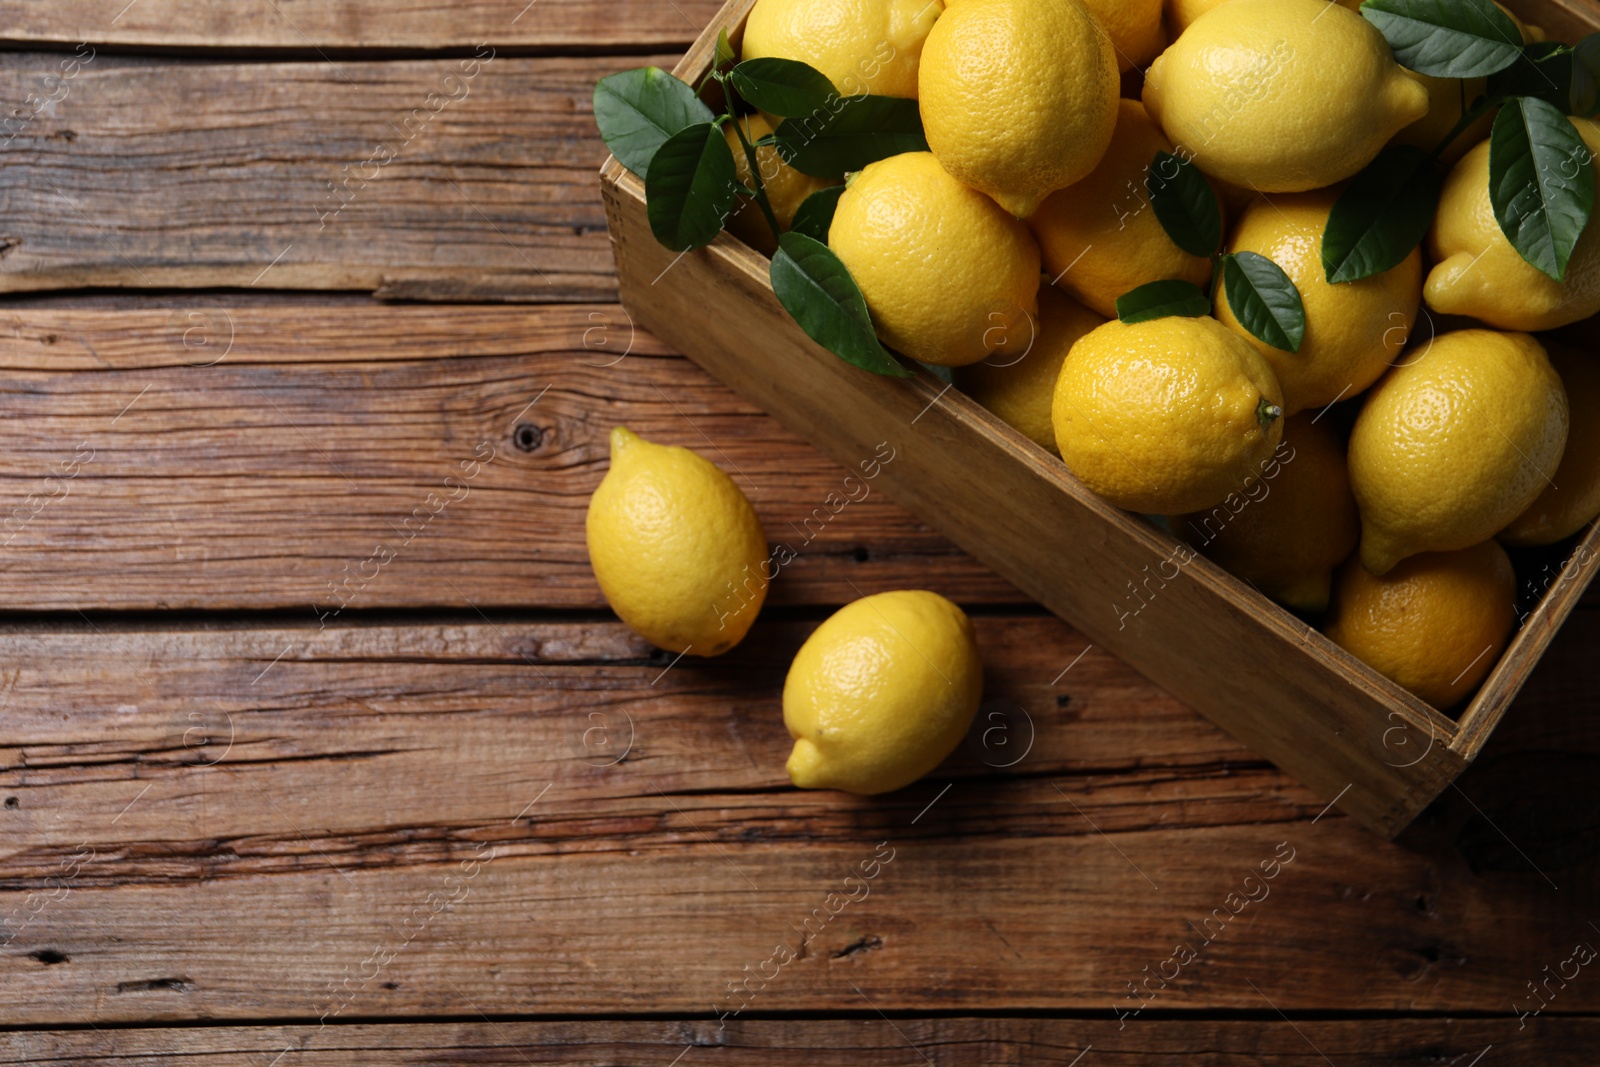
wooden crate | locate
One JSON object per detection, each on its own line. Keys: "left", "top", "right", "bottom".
{"left": 599, "top": 0, "right": 1600, "bottom": 837}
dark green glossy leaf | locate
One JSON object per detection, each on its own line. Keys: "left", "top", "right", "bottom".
{"left": 1223, "top": 252, "right": 1305, "bottom": 352}
{"left": 1573, "top": 34, "right": 1600, "bottom": 117}
{"left": 729, "top": 57, "right": 835, "bottom": 117}
{"left": 1322, "top": 145, "right": 1441, "bottom": 283}
{"left": 1489, "top": 97, "right": 1596, "bottom": 282}
{"left": 1360, "top": 0, "right": 1524, "bottom": 78}
{"left": 774, "top": 96, "right": 927, "bottom": 179}
{"left": 1114, "top": 279, "right": 1212, "bottom": 324}
{"left": 1147, "top": 150, "right": 1223, "bottom": 258}
{"left": 1485, "top": 41, "right": 1573, "bottom": 109}
{"left": 789, "top": 185, "right": 846, "bottom": 242}
{"left": 645, "top": 122, "right": 738, "bottom": 252}
{"left": 714, "top": 28, "right": 737, "bottom": 72}
{"left": 915, "top": 361, "right": 955, "bottom": 384}
{"left": 770, "top": 232, "right": 910, "bottom": 377}
{"left": 594, "top": 67, "right": 716, "bottom": 178}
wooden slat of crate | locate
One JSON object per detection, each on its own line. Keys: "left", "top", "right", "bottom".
{"left": 2, "top": 1018, "right": 1596, "bottom": 1063}
{"left": 0, "top": 0, "right": 727, "bottom": 51}
{"left": 0, "top": 613, "right": 1592, "bottom": 1023}
{"left": 0, "top": 55, "right": 635, "bottom": 299}
{"left": 0, "top": 304, "right": 1013, "bottom": 609}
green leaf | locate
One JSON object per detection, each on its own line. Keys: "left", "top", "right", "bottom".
{"left": 774, "top": 96, "right": 927, "bottom": 179}
{"left": 789, "top": 185, "right": 845, "bottom": 242}
{"left": 1360, "top": 0, "right": 1524, "bottom": 78}
{"left": 1147, "top": 150, "right": 1222, "bottom": 258}
{"left": 1489, "top": 97, "right": 1596, "bottom": 282}
{"left": 1485, "top": 41, "right": 1573, "bottom": 109}
{"left": 1115, "top": 279, "right": 1212, "bottom": 324}
{"left": 915, "top": 361, "right": 955, "bottom": 384}
{"left": 714, "top": 28, "right": 737, "bottom": 71}
{"left": 594, "top": 67, "right": 716, "bottom": 178}
{"left": 1322, "top": 145, "right": 1441, "bottom": 284}
{"left": 1573, "top": 35, "right": 1600, "bottom": 117}
{"left": 645, "top": 122, "right": 738, "bottom": 252}
{"left": 770, "top": 232, "right": 910, "bottom": 377}
{"left": 729, "top": 57, "right": 836, "bottom": 118}
{"left": 1222, "top": 252, "right": 1305, "bottom": 352}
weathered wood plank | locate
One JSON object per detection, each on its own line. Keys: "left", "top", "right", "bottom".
{"left": 0, "top": 615, "right": 1297, "bottom": 864}
{"left": 0, "top": 54, "right": 633, "bottom": 298}
{"left": 0, "top": 1018, "right": 1594, "bottom": 1064}
{"left": 0, "top": 0, "right": 726, "bottom": 51}
{"left": 0, "top": 305, "right": 1014, "bottom": 609}
{"left": 0, "top": 611, "right": 1590, "bottom": 1023}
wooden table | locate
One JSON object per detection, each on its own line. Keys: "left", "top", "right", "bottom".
{"left": 0, "top": 4, "right": 1596, "bottom": 1062}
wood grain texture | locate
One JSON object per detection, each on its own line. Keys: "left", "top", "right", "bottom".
{"left": 0, "top": 610, "right": 1591, "bottom": 1024}
{"left": 0, "top": 1018, "right": 1596, "bottom": 1064}
{"left": 0, "top": 0, "right": 727, "bottom": 51}
{"left": 0, "top": 304, "right": 1012, "bottom": 609}
{"left": 0, "top": 54, "right": 629, "bottom": 299}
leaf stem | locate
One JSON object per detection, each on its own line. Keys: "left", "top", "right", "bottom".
{"left": 1433, "top": 94, "right": 1496, "bottom": 158}
{"left": 718, "top": 74, "right": 784, "bottom": 242}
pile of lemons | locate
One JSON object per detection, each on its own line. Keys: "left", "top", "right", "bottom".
{"left": 737, "top": 0, "right": 1600, "bottom": 710}
{"left": 587, "top": 0, "right": 1599, "bottom": 798}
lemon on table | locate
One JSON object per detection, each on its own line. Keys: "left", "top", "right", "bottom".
{"left": 1078, "top": 0, "right": 1165, "bottom": 72}
{"left": 722, "top": 113, "right": 838, "bottom": 255}
{"left": 784, "top": 590, "right": 982, "bottom": 794}
{"left": 1349, "top": 330, "right": 1569, "bottom": 575}
{"left": 586, "top": 427, "right": 769, "bottom": 656}
{"left": 1029, "top": 100, "right": 1216, "bottom": 319}
{"left": 956, "top": 285, "right": 1105, "bottom": 454}
{"left": 1502, "top": 343, "right": 1600, "bottom": 546}
{"left": 1143, "top": 0, "right": 1428, "bottom": 192}
{"left": 1053, "top": 315, "right": 1285, "bottom": 515}
{"left": 1324, "top": 541, "right": 1516, "bottom": 709}
{"left": 1425, "top": 119, "right": 1600, "bottom": 332}
{"left": 829, "top": 152, "right": 1040, "bottom": 366}
{"left": 1216, "top": 188, "right": 1422, "bottom": 416}
{"left": 741, "top": 0, "right": 944, "bottom": 99}
{"left": 1172, "top": 412, "right": 1358, "bottom": 613}
{"left": 919, "top": 0, "right": 1119, "bottom": 218}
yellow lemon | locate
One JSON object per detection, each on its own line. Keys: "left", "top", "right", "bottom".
{"left": 784, "top": 590, "right": 982, "bottom": 794}
{"left": 1172, "top": 412, "right": 1359, "bottom": 612}
{"left": 1324, "top": 541, "right": 1516, "bottom": 709}
{"left": 1392, "top": 72, "right": 1494, "bottom": 164}
{"left": 1029, "top": 100, "right": 1216, "bottom": 319}
{"left": 741, "top": 0, "right": 944, "bottom": 99}
{"left": 919, "top": 0, "right": 1119, "bottom": 217}
{"left": 956, "top": 285, "right": 1106, "bottom": 454}
{"left": 829, "top": 152, "right": 1040, "bottom": 366}
{"left": 1215, "top": 188, "right": 1422, "bottom": 416}
{"left": 1143, "top": 0, "right": 1428, "bottom": 192}
{"left": 1053, "top": 315, "right": 1285, "bottom": 514}
{"left": 1166, "top": 0, "right": 1362, "bottom": 37}
{"left": 1078, "top": 0, "right": 1166, "bottom": 72}
{"left": 1502, "top": 342, "right": 1600, "bottom": 546}
{"left": 586, "top": 427, "right": 769, "bottom": 656}
{"left": 1425, "top": 118, "right": 1600, "bottom": 331}
{"left": 722, "top": 113, "right": 838, "bottom": 255}
{"left": 1349, "top": 329, "right": 1569, "bottom": 575}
